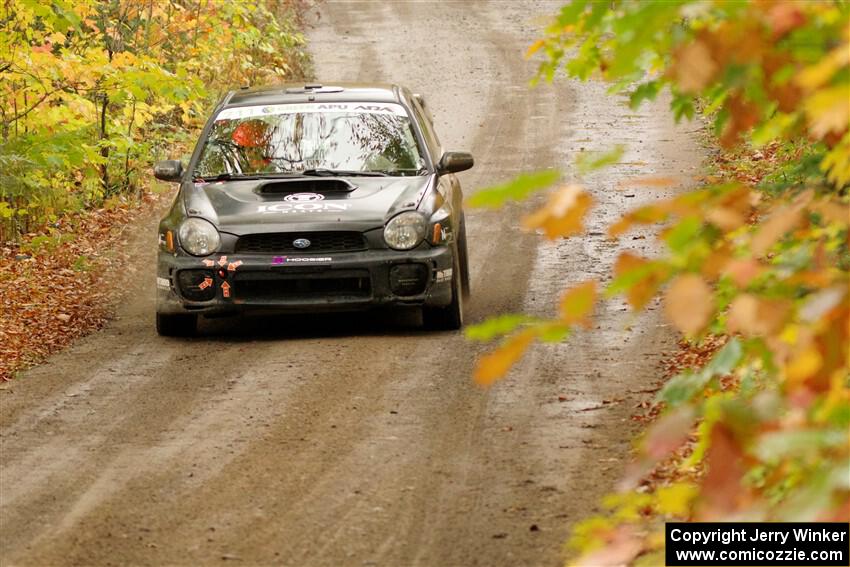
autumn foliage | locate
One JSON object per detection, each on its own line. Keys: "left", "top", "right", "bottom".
{"left": 470, "top": 1, "right": 849, "bottom": 564}
{"left": 1, "top": 0, "right": 308, "bottom": 241}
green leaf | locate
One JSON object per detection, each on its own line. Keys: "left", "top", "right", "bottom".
{"left": 754, "top": 429, "right": 849, "bottom": 462}
{"left": 629, "top": 80, "right": 661, "bottom": 109}
{"left": 664, "top": 216, "right": 702, "bottom": 255}
{"left": 465, "top": 313, "right": 537, "bottom": 342}
{"left": 466, "top": 170, "right": 560, "bottom": 208}
{"left": 658, "top": 370, "right": 713, "bottom": 406}
{"left": 706, "top": 339, "right": 743, "bottom": 375}
{"left": 575, "top": 145, "right": 625, "bottom": 174}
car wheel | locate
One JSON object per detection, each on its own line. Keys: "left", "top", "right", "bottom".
{"left": 156, "top": 312, "right": 197, "bottom": 337}
{"left": 423, "top": 248, "right": 464, "bottom": 331}
{"left": 458, "top": 215, "right": 471, "bottom": 299}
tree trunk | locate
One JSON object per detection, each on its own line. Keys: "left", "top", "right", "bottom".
{"left": 100, "top": 93, "right": 109, "bottom": 195}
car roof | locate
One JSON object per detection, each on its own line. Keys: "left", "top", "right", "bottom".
{"left": 223, "top": 83, "right": 403, "bottom": 107}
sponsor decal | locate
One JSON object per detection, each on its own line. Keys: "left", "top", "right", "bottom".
{"left": 272, "top": 256, "right": 332, "bottom": 265}
{"left": 216, "top": 103, "right": 407, "bottom": 120}
{"left": 257, "top": 202, "right": 352, "bottom": 214}
{"left": 284, "top": 192, "right": 324, "bottom": 202}
{"left": 436, "top": 268, "right": 453, "bottom": 283}
{"left": 156, "top": 276, "right": 171, "bottom": 290}
{"left": 198, "top": 276, "right": 214, "bottom": 290}
{"left": 221, "top": 281, "right": 231, "bottom": 298}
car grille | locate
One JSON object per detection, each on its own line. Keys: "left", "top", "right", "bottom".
{"left": 233, "top": 270, "right": 371, "bottom": 301}
{"left": 235, "top": 232, "right": 366, "bottom": 254}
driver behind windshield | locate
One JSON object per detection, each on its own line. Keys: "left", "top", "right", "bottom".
{"left": 195, "top": 103, "right": 425, "bottom": 178}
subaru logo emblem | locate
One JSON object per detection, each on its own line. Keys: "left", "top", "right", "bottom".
{"left": 284, "top": 192, "right": 325, "bottom": 202}
{"left": 293, "top": 238, "right": 311, "bottom": 249}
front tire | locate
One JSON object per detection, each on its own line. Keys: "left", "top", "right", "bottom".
{"left": 458, "top": 216, "right": 471, "bottom": 299}
{"left": 423, "top": 248, "right": 464, "bottom": 331}
{"left": 156, "top": 312, "right": 197, "bottom": 337}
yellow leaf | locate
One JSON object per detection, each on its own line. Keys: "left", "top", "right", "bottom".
{"left": 525, "top": 39, "right": 545, "bottom": 60}
{"left": 656, "top": 483, "right": 698, "bottom": 517}
{"left": 559, "top": 280, "right": 597, "bottom": 328}
{"left": 664, "top": 274, "right": 714, "bottom": 336}
{"left": 111, "top": 51, "right": 138, "bottom": 69}
{"left": 804, "top": 84, "right": 850, "bottom": 139}
{"left": 822, "top": 140, "right": 850, "bottom": 188}
{"left": 784, "top": 346, "right": 823, "bottom": 384}
{"left": 796, "top": 43, "right": 850, "bottom": 91}
{"left": 522, "top": 184, "right": 593, "bottom": 239}
{"left": 474, "top": 331, "right": 534, "bottom": 386}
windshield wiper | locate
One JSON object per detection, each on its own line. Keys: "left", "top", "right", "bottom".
{"left": 300, "top": 168, "right": 388, "bottom": 177}
{"left": 196, "top": 172, "right": 302, "bottom": 182}
{"left": 372, "top": 168, "right": 429, "bottom": 176}
{"left": 195, "top": 172, "right": 259, "bottom": 182}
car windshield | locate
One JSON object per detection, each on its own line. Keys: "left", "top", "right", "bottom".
{"left": 194, "top": 102, "right": 426, "bottom": 178}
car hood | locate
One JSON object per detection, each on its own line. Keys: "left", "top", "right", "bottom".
{"left": 181, "top": 175, "right": 433, "bottom": 235}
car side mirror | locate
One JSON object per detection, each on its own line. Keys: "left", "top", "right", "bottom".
{"left": 154, "top": 160, "right": 184, "bottom": 182}
{"left": 437, "top": 152, "right": 474, "bottom": 174}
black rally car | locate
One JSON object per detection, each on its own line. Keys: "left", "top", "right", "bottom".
{"left": 153, "top": 83, "right": 473, "bottom": 336}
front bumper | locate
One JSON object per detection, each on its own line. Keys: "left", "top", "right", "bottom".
{"left": 156, "top": 245, "right": 454, "bottom": 315}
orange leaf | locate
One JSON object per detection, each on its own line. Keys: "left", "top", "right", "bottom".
{"left": 522, "top": 184, "right": 592, "bottom": 239}
{"left": 645, "top": 406, "right": 696, "bottom": 460}
{"left": 615, "top": 252, "right": 668, "bottom": 310}
{"left": 525, "top": 39, "right": 545, "bottom": 59}
{"left": 474, "top": 331, "right": 534, "bottom": 386}
{"left": 810, "top": 198, "right": 850, "bottom": 227}
{"left": 559, "top": 280, "right": 597, "bottom": 328}
{"left": 672, "top": 40, "right": 718, "bottom": 94}
{"left": 608, "top": 203, "right": 672, "bottom": 237}
{"left": 750, "top": 196, "right": 810, "bottom": 256}
{"left": 664, "top": 274, "right": 714, "bottom": 336}
{"left": 701, "top": 242, "right": 732, "bottom": 281}
{"left": 705, "top": 185, "right": 753, "bottom": 232}
{"left": 767, "top": 1, "right": 806, "bottom": 38}
{"left": 727, "top": 294, "right": 792, "bottom": 337}
{"left": 720, "top": 93, "right": 760, "bottom": 148}
{"left": 696, "top": 424, "right": 748, "bottom": 520}
{"left": 619, "top": 176, "right": 680, "bottom": 189}
{"left": 723, "top": 258, "right": 764, "bottom": 288}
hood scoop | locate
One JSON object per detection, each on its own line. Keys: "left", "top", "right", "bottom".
{"left": 256, "top": 178, "right": 356, "bottom": 196}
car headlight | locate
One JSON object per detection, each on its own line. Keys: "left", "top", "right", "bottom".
{"left": 178, "top": 218, "right": 220, "bottom": 256}
{"left": 384, "top": 211, "right": 427, "bottom": 250}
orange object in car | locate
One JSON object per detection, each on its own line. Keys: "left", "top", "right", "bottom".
{"left": 231, "top": 120, "right": 270, "bottom": 148}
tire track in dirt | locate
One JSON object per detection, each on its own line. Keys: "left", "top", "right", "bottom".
{"left": 0, "top": 2, "right": 703, "bottom": 566}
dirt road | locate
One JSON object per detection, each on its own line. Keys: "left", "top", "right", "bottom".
{"left": 0, "top": 2, "right": 703, "bottom": 565}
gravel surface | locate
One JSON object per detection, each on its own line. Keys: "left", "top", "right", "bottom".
{"left": 0, "top": 2, "right": 704, "bottom": 565}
